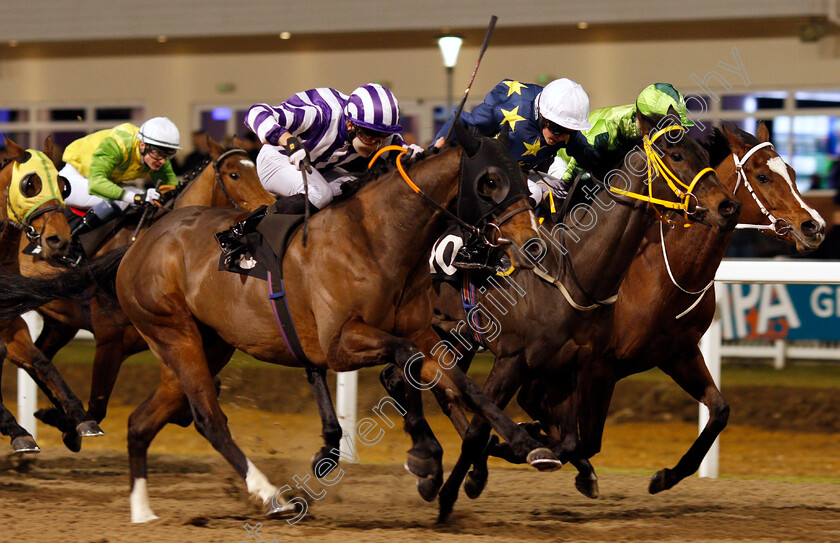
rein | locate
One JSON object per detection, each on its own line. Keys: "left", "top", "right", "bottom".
{"left": 660, "top": 140, "right": 777, "bottom": 320}
{"left": 607, "top": 125, "right": 715, "bottom": 225}
{"left": 368, "top": 145, "right": 531, "bottom": 243}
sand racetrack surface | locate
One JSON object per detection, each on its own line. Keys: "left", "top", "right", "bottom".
{"left": 2, "top": 359, "right": 839, "bottom": 542}
{"left": 1, "top": 448, "right": 839, "bottom": 543}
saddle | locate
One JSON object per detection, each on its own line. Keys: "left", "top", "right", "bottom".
{"left": 215, "top": 194, "right": 317, "bottom": 279}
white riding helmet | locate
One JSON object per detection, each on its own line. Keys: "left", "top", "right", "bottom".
{"left": 137, "top": 117, "right": 182, "bottom": 150}
{"left": 535, "top": 78, "right": 592, "bottom": 131}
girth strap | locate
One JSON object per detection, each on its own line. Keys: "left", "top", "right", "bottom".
{"left": 267, "top": 270, "right": 311, "bottom": 366}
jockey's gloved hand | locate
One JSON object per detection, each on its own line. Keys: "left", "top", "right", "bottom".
{"left": 283, "top": 137, "right": 312, "bottom": 174}
{"left": 404, "top": 143, "right": 425, "bottom": 160}
{"left": 131, "top": 187, "right": 161, "bottom": 206}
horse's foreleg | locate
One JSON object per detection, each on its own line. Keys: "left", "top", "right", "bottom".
{"left": 332, "top": 320, "right": 443, "bottom": 502}
{"left": 0, "top": 340, "right": 39, "bottom": 453}
{"left": 651, "top": 347, "right": 729, "bottom": 493}
{"left": 1, "top": 317, "right": 102, "bottom": 451}
{"left": 413, "top": 330, "right": 560, "bottom": 472}
{"left": 305, "top": 367, "right": 342, "bottom": 477}
{"left": 33, "top": 316, "right": 78, "bottom": 359}
{"left": 87, "top": 325, "right": 138, "bottom": 424}
{"left": 436, "top": 351, "right": 525, "bottom": 522}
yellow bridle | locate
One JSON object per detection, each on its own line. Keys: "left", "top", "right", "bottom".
{"left": 607, "top": 125, "right": 714, "bottom": 220}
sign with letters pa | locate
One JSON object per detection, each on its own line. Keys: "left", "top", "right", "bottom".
{"left": 717, "top": 284, "right": 840, "bottom": 341}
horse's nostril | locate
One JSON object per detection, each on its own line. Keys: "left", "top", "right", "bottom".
{"left": 718, "top": 199, "right": 740, "bottom": 218}
{"left": 801, "top": 220, "right": 821, "bottom": 237}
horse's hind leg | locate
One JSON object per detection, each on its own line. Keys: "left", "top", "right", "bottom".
{"left": 650, "top": 347, "right": 729, "bottom": 493}
{"left": 331, "top": 320, "right": 444, "bottom": 502}
{"left": 87, "top": 323, "right": 146, "bottom": 424}
{"left": 1, "top": 317, "right": 102, "bottom": 451}
{"left": 305, "top": 367, "right": 342, "bottom": 477}
{"left": 0, "top": 341, "right": 39, "bottom": 453}
{"left": 33, "top": 315, "right": 78, "bottom": 360}
{"left": 129, "top": 320, "right": 295, "bottom": 521}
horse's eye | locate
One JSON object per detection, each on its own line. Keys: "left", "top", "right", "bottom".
{"left": 58, "top": 176, "right": 72, "bottom": 199}
{"left": 670, "top": 152, "right": 683, "bottom": 162}
{"left": 229, "top": 172, "right": 239, "bottom": 180}
{"left": 756, "top": 174, "right": 769, "bottom": 184}
{"left": 20, "top": 174, "right": 42, "bottom": 198}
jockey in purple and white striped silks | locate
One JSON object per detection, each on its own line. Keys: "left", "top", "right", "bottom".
{"left": 246, "top": 84, "right": 420, "bottom": 209}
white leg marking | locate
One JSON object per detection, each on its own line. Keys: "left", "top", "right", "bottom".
{"left": 246, "top": 459, "right": 278, "bottom": 504}
{"left": 130, "top": 478, "right": 160, "bottom": 523}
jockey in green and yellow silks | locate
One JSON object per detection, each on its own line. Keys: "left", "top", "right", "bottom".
{"left": 59, "top": 117, "right": 181, "bottom": 237}
{"left": 554, "top": 83, "right": 694, "bottom": 183}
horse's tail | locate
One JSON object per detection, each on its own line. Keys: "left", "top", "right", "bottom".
{"left": 0, "top": 245, "right": 129, "bottom": 320}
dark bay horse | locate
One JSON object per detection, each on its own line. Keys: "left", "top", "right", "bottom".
{"left": 0, "top": 136, "right": 90, "bottom": 452}
{"left": 9, "top": 127, "right": 552, "bottom": 521}
{"left": 16, "top": 136, "right": 274, "bottom": 449}
{"left": 423, "top": 110, "right": 741, "bottom": 521}
{"left": 511, "top": 122, "right": 824, "bottom": 497}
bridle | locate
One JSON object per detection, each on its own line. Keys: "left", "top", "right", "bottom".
{"left": 730, "top": 141, "right": 791, "bottom": 236}
{"left": 211, "top": 148, "right": 250, "bottom": 210}
{"left": 368, "top": 145, "right": 533, "bottom": 246}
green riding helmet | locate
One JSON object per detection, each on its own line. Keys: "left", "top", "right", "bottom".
{"left": 635, "top": 83, "right": 694, "bottom": 127}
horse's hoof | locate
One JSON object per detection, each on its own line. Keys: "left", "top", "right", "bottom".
{"left": 62, "top": 431, "right": 82, "bottom": 453}
{"left": 76, "top": 420, "right": 104, "bottom": 437}
{"left": 404, "top": 451, "right": 440, "bottom": 480}
{"left": 266, "top": 500, "right": 302, "bottom": 520}
{"left": 416, "top": 475, "right": 441, "bottom": 503}
{"left": 463, "top": 470, "right": 487, "bottom": 499}
{"left": 11, "top": 436, "right": 40, "bottom": 454}
{"left": 310, "top": 448, "right": 339, "bottom": 476}
{"left": 526, "top": 448, "right": 562, "bottom": 471}
{"left": 649, "top": 468, "right": 672, "bottom": 494}
{"left": 575, "top": 472, "right": 599, "bottom": 499}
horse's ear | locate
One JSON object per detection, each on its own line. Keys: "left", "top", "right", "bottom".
{"left": 665, "top": 105, "right": 683, "bottom": 128}
{"left": 756, "top": 121, "right": 770, "bottom": 143}
{"left": 635, "top": 108, "right": 655, "bottom": 136}
{"left": 721, "top": 123, "right": 744, "bottom": 153}
{"left": 454, "top": 120, "right": 479, "bottom": 157}
{"left": 232, "top": 135, "right": 244, "bottom": 149}
{"left": 207, "top": 135, "right": 225, "bottom": 159}
{"left": 42, "top": 135, "right": 55, "bottom": 164}
{"left": 4, "top": 136, "right": 25, "bottom": 161}
{"left": 498, "top": 123, "right": 511, "bottom": 147}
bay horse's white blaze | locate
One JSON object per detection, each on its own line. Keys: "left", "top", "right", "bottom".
{"left": 766, "top": 156, "right": 825, "bottom": 229}
{"left": 245, "top": 459, "right": 279, "bottom": 504}
{"left": 130, "top": 478, "right": 159, "bottom": 523}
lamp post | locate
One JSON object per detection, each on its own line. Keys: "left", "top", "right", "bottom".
{"left": 437, "top": 35, "right": 463, "bottom": 114}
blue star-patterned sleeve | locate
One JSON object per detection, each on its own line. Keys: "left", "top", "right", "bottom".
{"left": 435, "top": 81, "right": 511, "bottom": 141}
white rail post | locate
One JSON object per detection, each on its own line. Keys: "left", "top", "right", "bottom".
{"left": 17, "top": 312, "right": 43, "bottom": 439}
{"left": 336, "top": 371, "right": 358, "bottom": 456}
{"left": 698, "top": 297, "right": 722, "bottom": 479}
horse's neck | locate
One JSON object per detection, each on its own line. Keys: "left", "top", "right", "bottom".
{"left": 642, "top": 158, "right": 738, "bottom": 292}
{"left": 557, "top": 177, "right": 656, "bottom": 300}
{"left": 174, "top": 169, "right": 220, "bottom": 209}
{"left": 353, "top": 150, "right": 461, "bottom": 269}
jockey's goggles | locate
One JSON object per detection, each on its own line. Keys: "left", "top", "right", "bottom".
{"left": 353, "top": 125, "right": 390, "bottom": 146}
{"left": 145, "top": 144, "right": 177, "bottom": 161}
{"left": 539, "top": 117, "right": 574, "bottom": 137}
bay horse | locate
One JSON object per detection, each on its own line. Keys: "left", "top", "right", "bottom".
{"left": 0, "top": 136, "right": 91, "bottom": 452}
{"left": 507, "top": 122, "right": 824, "bottom": 497}
{"left": 419, "top": 109, "right": 742, "bottom": 521}
{"left": 15, "top": 136, "right": 275, "bottom": 450}
{"left": 0, "top": 126, "right": 553, "bottom": 521}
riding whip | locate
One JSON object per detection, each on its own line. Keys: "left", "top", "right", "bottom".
{"left": 301, "top": 155, "right": 311, "bottom": 247}
{"left": 131, "top": 180, "right": 160, "bottom": 243}
{"left": 443, "top": 15, "right": 498, "bottom": 142}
